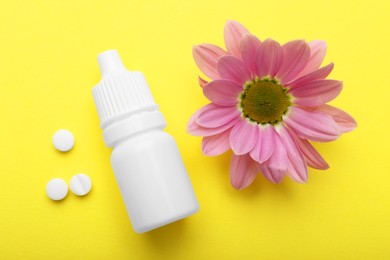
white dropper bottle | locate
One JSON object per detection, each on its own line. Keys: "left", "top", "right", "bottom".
{"left": 92, "top": 50, "right": 199, "bottom": 233}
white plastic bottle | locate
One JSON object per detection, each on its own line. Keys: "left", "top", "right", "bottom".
{"left": 92, "top": 50, "right": 199, "bottom": 233}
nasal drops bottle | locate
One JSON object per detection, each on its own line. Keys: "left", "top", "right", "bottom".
{"left": 92, "top": 50, "right": 199, "bottom": 233}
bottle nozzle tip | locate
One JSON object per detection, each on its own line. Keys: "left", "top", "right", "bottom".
{"left": 98, "top": 50, "right": 125, "bottom": 77}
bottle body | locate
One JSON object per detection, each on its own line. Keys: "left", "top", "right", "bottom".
{"left": 92, "top": 50, "right": 199, "bottom": 233}
{"left": 111, "top": 128, "right": 199, "bottom": 233}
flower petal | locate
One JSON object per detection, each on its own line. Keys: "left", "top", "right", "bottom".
{"left": 196, "top": 104, "right": 241, "bottom": 128}
{"left": 224, "top": 20, "right": 250, "bottom": 58}
{"left": 188, "top": 120, "right": 239, "bottom": 137}
{"left": 240, "top": 34, "right": 261, "bottom": 75}
{"left": 257, "top": 163, "right": 285, "bottom": 184}
{"left": 230, "top": 119, "right": 259, "bottom": 155}
{"left": 193, "top": 44, "right": 227, "bottom": 80}
{"left": 294, "top": 137, "right": 329, "bottom": 170}
{"left": 230, "top": 153, "right": 258, "bottom": 190}
{"left": 187, "top": 104, "right": 240, "bottom": 136}
{"left": 277, "top": 40, "right": 310, "bottom": 84}
{"left": 284, "top": 106, "right": 341, "bottom": 142}
{"left": 203, "top": 79, "right": 243, "bottom": 106}
{"left": 279, "top": 127, "right": 308, "bottom": 183}
{"left": 257, "top": 132, "right": 288, "bottom": 184}
{"left": 297, "top": 40, "right": 327, "bottom": 77}
{"left": 202, "top": 130, "right": 231, "bottom": 156}
{"left": 289, "top": 79, "right": 343, "bottom": 106}
{"left": 188, "top": 104, "right": 211, "bottom": 130}
{"left": 198, "top": 76, "right": 208, "bottom": 89}
{"left": 249, "top": 125, "right": 275, "bottom": 163}
{"left": 254, "top": 38, "right": 283, "bottom": 79}
{"left": 314, "top": 104, "right": 357, "bottom": 133}
{"left": 288, "top": 63, "right": 334, "bottom": 88}
{"left": 217, "top": 56, "right": 252, "bottom": 85}
{"left": 266, "top": 130, "right": 288, "bottom": 172}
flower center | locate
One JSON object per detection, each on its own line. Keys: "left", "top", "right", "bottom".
{"left": 240, "top": 79, "right": 291, "bottom": 125}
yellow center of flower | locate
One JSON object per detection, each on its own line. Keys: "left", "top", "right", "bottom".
{"left": 240, "top": 79, "right": 291, "bottom": 125}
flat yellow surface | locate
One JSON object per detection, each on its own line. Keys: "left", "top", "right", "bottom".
{"left": 0, "top": 0, "right": 389, "bottom": 259}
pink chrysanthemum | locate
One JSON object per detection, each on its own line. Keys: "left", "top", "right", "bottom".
{"left": 188, "top": 20, "right": 357, "bottom": 190}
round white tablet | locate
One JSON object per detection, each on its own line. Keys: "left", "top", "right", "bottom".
{"left": 70, "top": 174, "right": 92, "bottom": 196}
{"left": 46, "top": 178, "right": 68, "bottom": 201}
{"left": 52, "top": 129, "right": 74, "bottom": 152}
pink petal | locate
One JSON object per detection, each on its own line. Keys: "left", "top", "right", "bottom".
{"left": 277, "top": 40, "right": 310, "bottom": 84}
{"left": 297, "top": 40, "right": 327, "bottom": 78}
{"left": 188, "top": 104, "right": 210, "bottom": 130}
{"left": 266, "top": 130, "right": 288, "bottom": 172}
{"left": 203, "top": 79, "right": 243, "bottom": 106}
{"left": 254, "top": 38, "right": 283, "bottom": 79}
{"left": 288, "top": 63, "right": 334, "bottom": 88}
{"left": 256, "top": 131, "right": 289, "bottom": 184}
{"left": 285, "top": 106, "right": 341, "bottom": 142}
{"left": 202, "top": 130, "right": 231, "bottom": 156}
{"left": 229, "top": 119, "right": 259, "bottom": 155}
{"left": 289, "top": 79, "right": 343, "bottom": 106}
{"left": 217, "top": 56, "right": 252, "bottom": 85}
{"left": 230, "top": 153, "right": 258, "bottom": 190}
{"left": 294, "top": 137, "right": 329, "bottom": 170}
{"left": 188, "top": 119, "right": 239, "bottom": 137}
{"left": 239, "top": 34, "right": 261, "bottom": 75}
{"left": 249, "top": 125, "right": 275, "bottom": 163}
{"left": 314, "top": 104, "right": 357, "bottom": 133}
{"left": 187, "top": 104, "right": 240, "bottom": 136}
{"left": 224, "top": 20, "right": 250, "bottom": 58}
{"left": 196, "top": 104, "right": 241, "bottom": 128}
{"left": 193, "top": 44, "right": 227, "bottom": 80}
{"left": 198, "top": 76, "right": 208, "bottom": 89}
{"left": 279, "top": 127, "right": 308, "bottom": 183}
{"left": 257, "top": 163, "right": 285, "bottom": 183}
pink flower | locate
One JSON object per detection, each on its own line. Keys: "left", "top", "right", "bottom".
{"left": 188, "top": 20, "right": 357, "bottom": 190}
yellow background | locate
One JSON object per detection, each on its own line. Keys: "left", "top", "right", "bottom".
{"left": 0, "top": 0, "right": 389, "bottom": 259}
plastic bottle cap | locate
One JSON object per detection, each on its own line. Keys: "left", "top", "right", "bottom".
{"left": 53, "top": 129, "right": 74, "bottom": 152}
{"left": 70, "top": 174, "right": 92, "bottom": 196}
{"left": 46, "top": 178, "right": 68, "bottom": 201}
{"left": 92, "top": 50, "right": 157, "bottom": 129}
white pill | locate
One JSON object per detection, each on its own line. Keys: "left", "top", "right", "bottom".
{"left": 70, "top": 174, "right": 92, "bottom": 196}
{"left": 53, "top": 129, "right": 74, "bottom": 152}
{"left": 46, "top": 178, "right": 68, "bottom": 201}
